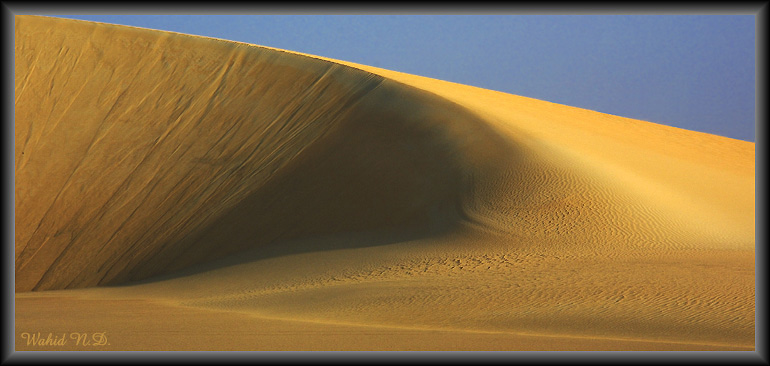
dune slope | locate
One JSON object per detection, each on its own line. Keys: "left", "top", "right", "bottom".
{"left": 15, "top": 16, "right": 754, "bottom": 350}
{"left": 15, "top": 15, "right": 507, "bottom": 291}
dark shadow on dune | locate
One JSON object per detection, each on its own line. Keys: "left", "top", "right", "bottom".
{"left": 15, "top": 16, "right": 523, "bottom": 291}
{"left": 109, "top": 81, "right": 516, "bottom": 287}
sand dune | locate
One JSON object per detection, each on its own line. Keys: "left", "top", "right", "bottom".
{"left": 14, "top": 15, "right": 755, "bottom": 351}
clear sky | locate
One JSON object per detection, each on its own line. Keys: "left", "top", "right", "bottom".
{"left": 53, "top": 15, "right": 756, "bottom": 142}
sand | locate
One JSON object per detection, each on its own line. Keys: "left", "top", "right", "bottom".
{"left": 14, "top": 15, "right": 755, "bottom": 351}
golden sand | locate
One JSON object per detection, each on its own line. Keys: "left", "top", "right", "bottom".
{"left": 15, "top": 15, "right": 755, "bottom": 351}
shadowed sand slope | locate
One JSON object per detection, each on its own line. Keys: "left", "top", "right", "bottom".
{"left": 15, "top": 16, "right": 754, "bottom": 350}
{"left": 15, "top": 15, "right": 509, "bottom": 291}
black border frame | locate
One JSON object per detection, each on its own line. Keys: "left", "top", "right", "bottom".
{"left": 2, "top": 2, "right": 765, "bottom": 364}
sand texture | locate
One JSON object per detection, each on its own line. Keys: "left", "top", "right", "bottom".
{"left": 15, "top": 16, "right": 755, "bottom": 351}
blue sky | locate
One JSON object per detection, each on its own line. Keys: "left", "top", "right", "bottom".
{"left": 53, "top": 15, "right": 756, "bottom": 142}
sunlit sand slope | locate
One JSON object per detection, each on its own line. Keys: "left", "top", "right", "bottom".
{"left": 15, "top": 16, "right": 754, "bottom": 350}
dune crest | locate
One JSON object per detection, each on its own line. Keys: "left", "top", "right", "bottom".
{"left": 15, "top": 16, "right": 754, "bottom": 350}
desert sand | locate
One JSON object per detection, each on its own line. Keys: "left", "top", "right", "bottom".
{"left": 14, "top": 15, "right": 755, "bottom": 351}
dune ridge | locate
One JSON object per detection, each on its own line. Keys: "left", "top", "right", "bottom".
{"left": 15, "top": 16, "right": 754, "bottom": 350}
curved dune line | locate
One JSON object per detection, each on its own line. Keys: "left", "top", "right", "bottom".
{"left": 15, "top": 15, "right": 514, "bottom": 291}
